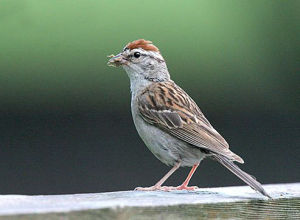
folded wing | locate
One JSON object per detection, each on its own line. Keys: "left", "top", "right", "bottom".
{"left": 137, "top": 81, "right": 244, "bottom": 163}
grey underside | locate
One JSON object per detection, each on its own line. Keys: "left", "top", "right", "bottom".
{"left": 131, "top": 99, "right": 207, "bottom": 167}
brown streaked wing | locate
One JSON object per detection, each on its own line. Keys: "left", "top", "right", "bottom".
{"left": 137, "top": 81, "right": 244, "bottom": 163}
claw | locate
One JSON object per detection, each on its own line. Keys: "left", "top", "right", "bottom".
{"left": 176, "top": 185, "right": 199, "bottom": 191}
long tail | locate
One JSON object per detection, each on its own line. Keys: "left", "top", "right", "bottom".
{"left": 212, "top": 154, "right": 271, "bottom": 198}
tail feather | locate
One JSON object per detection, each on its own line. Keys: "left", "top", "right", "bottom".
{"left": 212, "top": 154, "right": 271, "bottom": 198}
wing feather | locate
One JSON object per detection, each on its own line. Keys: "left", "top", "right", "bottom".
{"left": 138, "top": 81, "right": 244, "bottom": 163}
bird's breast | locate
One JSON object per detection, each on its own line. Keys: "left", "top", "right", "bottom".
{"left": 131, "top": 97, "right": 206, "bottom": 167}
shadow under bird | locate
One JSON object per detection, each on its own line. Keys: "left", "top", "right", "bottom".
{"left": 108, "top": 39, "right": 271, "bottom": 198}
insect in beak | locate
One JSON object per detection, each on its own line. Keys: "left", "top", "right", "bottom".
{"left": 107, "top": 53, "right": 127, "bottom": 67}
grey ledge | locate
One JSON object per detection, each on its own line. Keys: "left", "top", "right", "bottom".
{"left": 0, "top": 183, "right": 299, "bottom": 219}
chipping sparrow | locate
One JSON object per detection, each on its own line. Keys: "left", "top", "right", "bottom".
{"left": 108, "top": 39, "right": 270, "bottom": 198}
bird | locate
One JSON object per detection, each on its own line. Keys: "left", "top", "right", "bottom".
{"left": 107, "top": 39, "right": 271, "bottom": 198}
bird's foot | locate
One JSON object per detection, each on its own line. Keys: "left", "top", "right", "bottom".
{"left": 175, "top": 185, "right": 199, "bottom": 191}
{"left": 160, "top": 185, "right": 199, "bottom": 191}
{"left": 134, "top": 185, "right": 198, "bottom": 191}
{"left": 134, "top": 185, "right": 163, "bottom": 191}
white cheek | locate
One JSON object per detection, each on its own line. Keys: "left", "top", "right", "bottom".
{"left": 149, "top": 60, "right": 155, "bottom": 70}
{"left": 148, "top": 60, "right": 155, "bottom": 66}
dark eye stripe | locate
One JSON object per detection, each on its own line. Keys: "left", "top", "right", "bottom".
{"left": 127, "top": 53, "right": 165, "bottom": 63}
{"left": 128, "top": 53, "right": 146, "bottom": 58}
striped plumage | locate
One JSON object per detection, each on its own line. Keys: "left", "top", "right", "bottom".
{"left": 138, "top": 81, "right": 244, "bottom": 163}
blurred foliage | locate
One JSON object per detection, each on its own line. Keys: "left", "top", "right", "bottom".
{"left": 0, "top": 0, "right": 298, "bottom": 114}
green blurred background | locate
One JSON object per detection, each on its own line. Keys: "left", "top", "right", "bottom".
{"left": 0, "top": 0, "right": 299, "bottom": 194}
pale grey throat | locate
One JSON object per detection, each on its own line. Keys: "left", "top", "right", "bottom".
{"left": 122, "top": 50, "right": 170, "bottom": 97}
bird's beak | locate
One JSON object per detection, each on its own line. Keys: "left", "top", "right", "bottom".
{"left": 107, "top": 53, "right": 127, "bottom": 67}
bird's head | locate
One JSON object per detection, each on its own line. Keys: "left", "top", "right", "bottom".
{"left": 108, "top": 39, "right": 170, "bottom": 83}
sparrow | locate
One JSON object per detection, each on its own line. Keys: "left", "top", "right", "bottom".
{"left": 108, "top": 39, "right": 270, "bottom": 198}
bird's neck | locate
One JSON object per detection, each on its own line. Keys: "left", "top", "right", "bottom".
{"left": 125, "top": 64, "right": 171, "bottom": 97}
{"left": 129, "top": 75, "right": 153, "bottom": 98}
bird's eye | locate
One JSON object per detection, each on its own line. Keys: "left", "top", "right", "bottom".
{"left": 133, "top": 52, "right": 141, "bottom": 58}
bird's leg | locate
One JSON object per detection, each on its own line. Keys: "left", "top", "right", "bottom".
{"left": 161, "top": 163, "right": 199, "bottom": 191}
{"left": 134, "top": 162, "right": 181, "bottom": 191}
{"left": 175, "top": 163, "right": 199, "bottom": 190}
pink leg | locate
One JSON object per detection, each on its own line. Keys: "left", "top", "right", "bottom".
{"left": 160, "top": 163, "right": 199, "bottom": 191}
{"left": 134, "top": 162, "right": 181, "bottom": 191}
{"left": 176, "top": 163, "right": 199, "bottom": 190}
